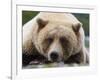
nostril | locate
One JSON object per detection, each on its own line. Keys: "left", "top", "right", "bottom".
{"left": 50, "top": 52, "right": 58, "bottom": 61}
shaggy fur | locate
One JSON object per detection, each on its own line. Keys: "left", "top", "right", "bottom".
{"left": 22, "top": 12, "right": 89, "bottom": 66}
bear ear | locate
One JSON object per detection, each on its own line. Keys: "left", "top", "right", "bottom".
{"left": 37, "top": 18, "right": 48, "bottom": 32}
{"left": 72, "top": 23, "right": 82, "bottom": 33}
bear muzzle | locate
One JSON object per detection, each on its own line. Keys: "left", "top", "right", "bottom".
{"left": 48, "top": 51, "right": 62, "bottom": 62}
{"left": 50, "top": 52, "right": 59, "bottom": 62}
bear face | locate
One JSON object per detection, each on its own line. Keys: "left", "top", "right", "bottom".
{"left": 34, "top": 18, "right": 82, "bottom": 62}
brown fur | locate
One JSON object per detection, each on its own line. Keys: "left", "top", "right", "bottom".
{"left": 22, "top": 12, "right": 89, "bottom": 65}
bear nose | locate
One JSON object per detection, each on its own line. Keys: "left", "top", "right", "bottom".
{"left": 50, "top": 52, "right": 59, "bottom": 61}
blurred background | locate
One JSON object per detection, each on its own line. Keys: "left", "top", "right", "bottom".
{"left": 22, "top": 11, "right": 89, "bottom": 49}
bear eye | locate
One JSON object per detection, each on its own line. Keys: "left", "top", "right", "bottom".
{"left": 60, "top": 37, "right": 67, "bottom": 43}
{"left": 46, "top": 37, "right": 53, "bottom": 43}
{"left": 60, "top": 37, "right": 68, "bottom": 47}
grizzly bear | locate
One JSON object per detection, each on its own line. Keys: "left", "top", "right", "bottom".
{"left": 22, "top": 12, "right": 89, "bottom": 66}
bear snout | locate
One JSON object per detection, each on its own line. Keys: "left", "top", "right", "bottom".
{"left": 50, "top": 52, "right": 59, "bottom": 61}
{"left": 48, "top": 51, "right": 62, "bottom": 62}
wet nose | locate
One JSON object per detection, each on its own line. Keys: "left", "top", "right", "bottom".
{"left": 50, "top": 52, "right": 59, "bottom": 61}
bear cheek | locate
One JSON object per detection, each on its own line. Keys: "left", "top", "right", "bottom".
{"left": 62, "top": 43, "right": 74, "bottom": 60}
{"left": 63, "top": 49, "right": 73, "bottom": 60}
{"left": 60, "top": 39, "right": 71, "bottom": 57}
{"left": 41, "top": 42, "right": 50, "bottom": 57}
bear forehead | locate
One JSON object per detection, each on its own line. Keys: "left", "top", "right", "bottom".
{"left": 47, "top": 25, "right": 72, "bottom": 36}
{"left": 38, "top": 22, "right": 75, "bottom": 37}
{"left": 42, "top": 21, "right": 73, "bottom": 31}
{"left": 38, "top": 23, "right": 76, "bottom": 41}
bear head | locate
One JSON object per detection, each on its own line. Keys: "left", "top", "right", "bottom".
{"left": 32, "top": 18, "right": 83, "bottom": 62}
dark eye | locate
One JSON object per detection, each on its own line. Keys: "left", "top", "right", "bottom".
{"left": 60, "top": 37, "right": 67, "bottom": 43}
{"left": 60, "top": 37, "right": 68, "bottom": 48}
{"left": 47, "top": 37, "right": 53, "bottom": 43}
